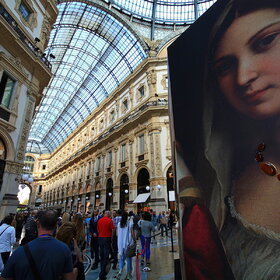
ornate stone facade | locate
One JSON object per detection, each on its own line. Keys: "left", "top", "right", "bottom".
{"left": 0, "top": 0, "right": 58, "bottom": 218}
{"left": 30, "top": 57, "right": 173, "bottom": 213}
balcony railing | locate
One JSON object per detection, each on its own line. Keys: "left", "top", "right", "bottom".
{"left": 46, "top": 99, "right": 167, "bottom": 176}
{"left": 0, "top": 4, "right": 51, "bottom": 69}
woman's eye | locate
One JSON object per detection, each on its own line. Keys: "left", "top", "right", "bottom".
{"left": 253, "top": 32, "right": 279, "bottom": 52}
{"left": 213, "top": 57, "right": 236, "bottom": 77}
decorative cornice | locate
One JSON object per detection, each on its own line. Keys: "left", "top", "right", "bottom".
{"left": 118, "top": 166, "right": 129, "bottom": 173}
{"left": 135, "top": 159, "right": 149, "bottom": 169}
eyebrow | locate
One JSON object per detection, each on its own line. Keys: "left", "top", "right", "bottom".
{"left": 247, "top": 20, "right": 280, "bottom": 46}
{"left": 213, "top": 20, "right": 280, "bottom": 67}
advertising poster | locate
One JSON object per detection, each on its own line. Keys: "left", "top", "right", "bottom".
{"left": 168, "top": 0, "right": 280, "bottom": 279}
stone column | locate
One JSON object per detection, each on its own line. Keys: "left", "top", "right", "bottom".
{"left": 149, "top": 178, "right": 168, "bottom": 213}
{"left": 80, "top": 194, "right": 86, "bottom": 213}
{"left": 100, "top": 189, "right": 106, "bottom": 211}
{"left": 128, "top": 182, "right": 137, "bottom": 213}
{"left": 0, "top": 161, "right": 22, "bottom": 219}
{"left": 113, "top": 186, "right": 120, "bottom": 211}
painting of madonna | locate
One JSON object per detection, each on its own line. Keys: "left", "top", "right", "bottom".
{"left": 168, "top": 0, "right": 280, "bottom": 279}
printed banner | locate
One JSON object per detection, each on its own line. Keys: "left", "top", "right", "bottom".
{"left": 168, "top": 0, "right": 280, "bottom": 279}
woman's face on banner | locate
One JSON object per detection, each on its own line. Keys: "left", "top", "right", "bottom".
{"left": 214, "top": 9, "right": 280, "bottom": 119}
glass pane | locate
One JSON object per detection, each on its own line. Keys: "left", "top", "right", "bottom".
{"left": 1, "top": 77, "right": 15, "bottom": 108}
{"left": 27, "top": 2, "right": 146, "bottom": 154}
{"left": 139, "top": 134, "right": 144, "bottom": 154}
{"left": 121, "top": 144, "right": 126, "bottom": 161}
{"left": 19, "top": 2, "right": 31, "bottom": 21}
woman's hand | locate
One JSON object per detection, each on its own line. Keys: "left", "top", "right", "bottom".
{"left": 73, "top": 238, "right": 83, "bottom": 262}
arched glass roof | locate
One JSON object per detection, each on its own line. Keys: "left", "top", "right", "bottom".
{"left": 27, "top": 0, "right": 216, "bottom": 154}
{"left": 104, "top": 0, "right": 217, "bottom": 24}
{"left": 27, "top": 1, "right": 146, "bottom": 154}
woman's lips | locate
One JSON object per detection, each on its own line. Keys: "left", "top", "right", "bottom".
{"left": 243, "top": 86, "right": 272, "bottom": 103}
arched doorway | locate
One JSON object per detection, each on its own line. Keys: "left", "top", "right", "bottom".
{"left": 166, "top": 166, "right": 175, "bottom": 210}
{"left": 119, "top": 174, "right": 129, "bottom": 210}
{"left": 106, "top": 178, "right": 113, "bottom": 210}
{"left": 0, "top": 138, "right": 6, "bottom": 191}
{"left": 95, "top": 182, "right": 101, "bottom": 209}
{"left": 137, "top": 168, "right": 150, "bottom": 211}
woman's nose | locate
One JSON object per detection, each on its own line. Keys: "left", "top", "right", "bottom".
{"left": 236, "top": 58, "right": 259, "bottom": 87}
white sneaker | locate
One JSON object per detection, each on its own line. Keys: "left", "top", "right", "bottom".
{"left": 142, "top": 266, "right": 151, "bottom": 272}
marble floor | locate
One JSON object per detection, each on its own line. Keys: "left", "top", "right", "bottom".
{"left": 84, "top": 230, "right": 178, "bottom": 280}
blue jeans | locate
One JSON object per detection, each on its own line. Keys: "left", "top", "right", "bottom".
{"left": 119, "top": 254, "right": 132, "bottom": 273}
{"left": 160, "top": 224, "right": 168, "bottom": 236}
{"left": 140, "top": 235, "right": 151, "bottom": 260}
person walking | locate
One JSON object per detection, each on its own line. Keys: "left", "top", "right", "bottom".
{"left": 112, "top": 210, "right": 122, "bottom": 270}
{"left": 15, "top": 213, "right": 24, "bottom": 241}
{"left": 116, "top": 211, "right": 135, "bottom": 280}
{"left": 138, "top": 211, "right": 154, "bottom": 271}
{"left": 150, "top": 210, "right": 158, "bottom": 244}
{"left": 97, "top": 211, "right": 114, "bottom": 280}
{"left": 158, "top": 211, "right": 168, "bottom": 237}
{"left": 73, "top": 213, "right": 86, "bottom": 253}
{"left": 89, "top": 209, "right": 101, "bottom": 270}
{"left": 84, "top": 212, "right": 91, "bottom": 247}
{"left": 0, "top": 215, "right": 16, "bottom": 266}
{"left": 20, "top": 210, "right": 38, "bottom": 245}
{"left": 0, "top": 210, "right": 76, "bottom": 280}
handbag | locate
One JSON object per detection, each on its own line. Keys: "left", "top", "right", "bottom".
{"left": 126, "top": 241, "right": 136, "bottom": 258}
{"left": 125, "top": 224, "right": 136, "bottom": 258}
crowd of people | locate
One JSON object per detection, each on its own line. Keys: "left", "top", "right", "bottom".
{"left": 87, "top": 208, "right": 176, "bottom": 279}
{"left": 0, "top": 208, "right": 176, "bottom": 280}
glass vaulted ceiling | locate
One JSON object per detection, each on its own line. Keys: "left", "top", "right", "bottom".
{"left": 104, "top": 0, "right": 217, "bottom": 24}
{"left": 27, "top": 1, "right": 146, "bottom": 154}
{"left": 27, "top": 0, "right": 216, "bottom": 154}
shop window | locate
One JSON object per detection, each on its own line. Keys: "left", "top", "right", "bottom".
{"left": 0, "top": 72, "right": 15, "bottom": 109}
